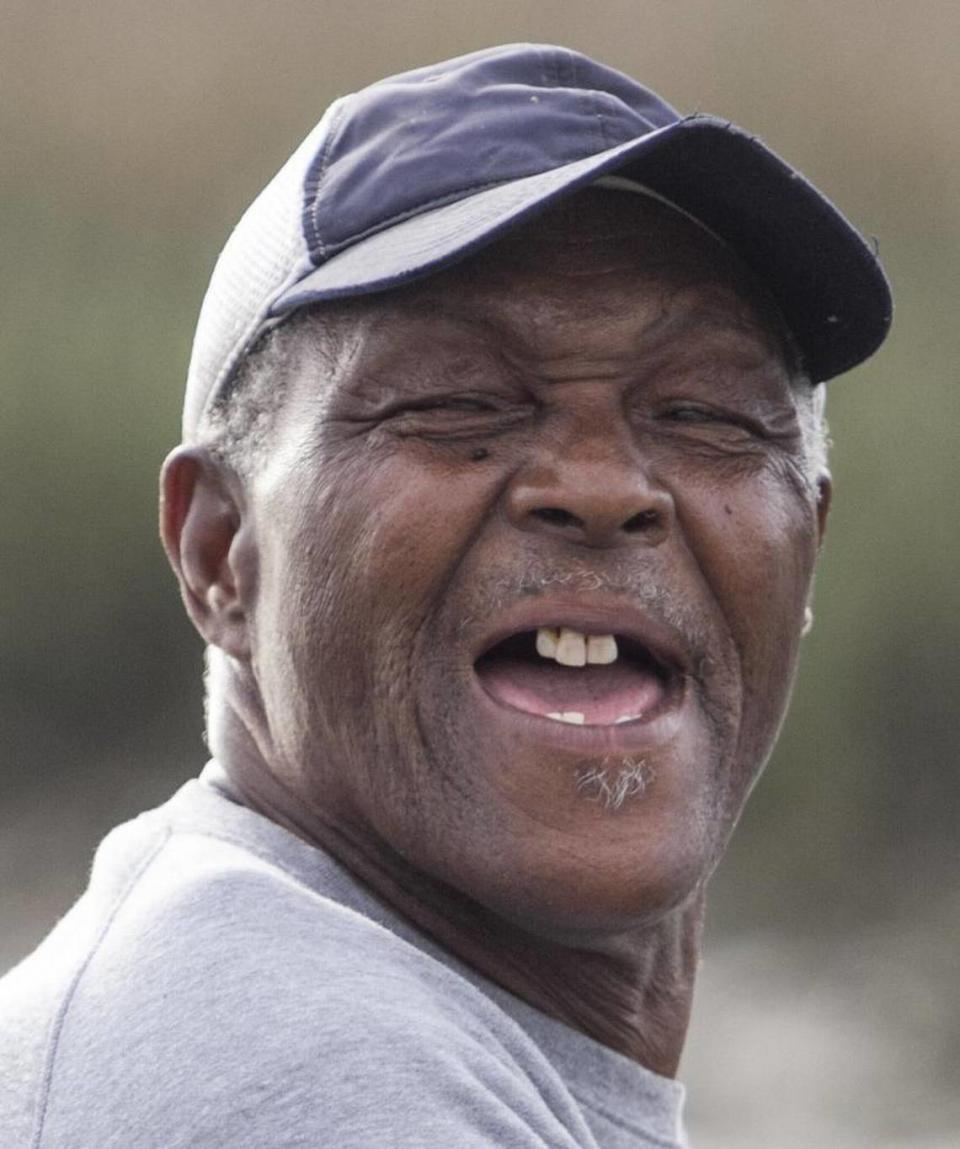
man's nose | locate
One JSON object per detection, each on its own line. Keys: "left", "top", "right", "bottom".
{"left": 504, "top": 421, "right": 674, "bottom": 549}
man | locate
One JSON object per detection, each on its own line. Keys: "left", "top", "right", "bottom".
{"left": 0, "top": 45, "right": 890, "bottom": 1148}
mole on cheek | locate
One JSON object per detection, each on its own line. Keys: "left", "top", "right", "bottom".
{"left": 724, "top": 504, "right": 733, "bottom": 516}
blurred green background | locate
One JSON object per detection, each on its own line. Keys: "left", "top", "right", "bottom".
{"left": 2, "top": 3, "right": 958, "bottom": 1145}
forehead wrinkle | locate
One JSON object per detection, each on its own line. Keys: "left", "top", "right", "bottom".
{"left": 639, "top": 304, "right": 788, "bottom": 368}
{"left": 394, "top": 298, "right": 529, "bottom": 363}
{"left": 406, "top": 246, "right": 778, "bottom": 345}
{"left": 337, "top": 314, "right": 511, "bottom": 403}
{"left": 493, "top": 291, "right": 785, "bottom": 387}
{"left": 328, "top": 292, "right": 792, "bottom": 409}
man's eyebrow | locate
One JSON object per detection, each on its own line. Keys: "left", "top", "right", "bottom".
{"left": 637, "top": 297, "right": 783, "bottom": 352}
{"left": 343, "top": 307, "right": 504, "bottom": 374}
{"left": 395, "top": 303, "right": 508, "bottom": 347}
{"left": 339, "top": 334, "right": 505, "bottom": 403}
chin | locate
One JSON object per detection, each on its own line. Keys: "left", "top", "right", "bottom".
{"left": 490, "top": 842, "right": 715, "bottom": 946}
{"left": 394, "top": 733, "right": 728, "bottom": 943}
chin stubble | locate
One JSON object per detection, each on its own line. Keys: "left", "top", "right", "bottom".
{"left": 575, "top": 758, "right": 653, "bottom": 810}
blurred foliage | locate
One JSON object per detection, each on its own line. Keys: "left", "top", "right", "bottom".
{"left": 2, "top": 0, "right": 958, "bottom": 960}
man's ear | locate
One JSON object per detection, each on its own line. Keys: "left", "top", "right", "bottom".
{"left": 160, "top": 446, "right": 252, "bottom": 659}
{"left": 815, "top": 469, "right": 832, "bottom": 549}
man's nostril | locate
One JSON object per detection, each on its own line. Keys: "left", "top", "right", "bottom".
{"left": 533, "top": 507, "right": 583, "bottom": 529}
{"left": 623, "top": 510, "right": 659, "bottom": 533}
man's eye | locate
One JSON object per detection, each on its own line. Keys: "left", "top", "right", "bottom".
{"left": 662, "top": 404, "right": 726, "bottom": 424}
{"left": 413, "top": 396, "right": 499, "bottom": 413}
{"left": 659, "top": 403, "right": 758, "bottom": 432}
{"left": 386, "top": 393, "right": 530, "bottom": 440}
{"left": 389, "top": 392, "right": 508, "bottom": 416}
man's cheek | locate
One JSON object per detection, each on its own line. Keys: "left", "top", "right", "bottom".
{"left": 700, "top": 484, "right": 815, "bottom": 618}
{"left": 353, "top": 463, "right": 494, "bottom": 597}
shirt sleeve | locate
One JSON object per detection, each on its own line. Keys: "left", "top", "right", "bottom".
{"left": 33, "top": 859, "right": 598, "bottom": 1149}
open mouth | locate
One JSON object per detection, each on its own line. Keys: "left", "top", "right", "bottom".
{"left": 474, "top": 625, "right": 682, "bottom": 727}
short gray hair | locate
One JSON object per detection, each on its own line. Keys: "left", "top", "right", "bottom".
{"left": 196, "top": 309, "right": 328, "bottom": 477}
{"left": 797, "top": 377, "right": 830, "bottom": 483}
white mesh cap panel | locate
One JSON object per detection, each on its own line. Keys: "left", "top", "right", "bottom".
{"left": 181, "top": 99, "right": 348, "bottom": 439}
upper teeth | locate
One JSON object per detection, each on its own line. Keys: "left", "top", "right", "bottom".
{"left": 536, "top": 627, "right": 618, "bottom": 667}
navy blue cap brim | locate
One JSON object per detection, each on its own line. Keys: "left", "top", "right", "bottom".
{"left": 272, "top": 116, "right": 892, "bottom": 383}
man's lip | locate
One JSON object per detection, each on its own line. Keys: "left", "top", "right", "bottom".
{"left": 468, "top": 670, "right": 686, "bottom": 750}
{"left": 469, "top": 594, "right": 692, "bottom": 679}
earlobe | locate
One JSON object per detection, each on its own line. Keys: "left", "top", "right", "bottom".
{"left": 815, "top": 471, "right": 832, "bottom": 549}
{"left": 160, "top": 446, "right": 252, "bottom": 659}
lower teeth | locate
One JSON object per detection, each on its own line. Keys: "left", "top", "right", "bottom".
{"left": 544, "top": 712, "right": 639, "bottom": 726}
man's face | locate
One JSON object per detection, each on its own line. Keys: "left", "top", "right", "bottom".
{"left": 239, "top": 190, "right": 825, "bottom": 941}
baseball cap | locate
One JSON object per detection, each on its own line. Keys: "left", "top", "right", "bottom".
{"left": 182, "top": 43, "right": 892, "bottom": 437}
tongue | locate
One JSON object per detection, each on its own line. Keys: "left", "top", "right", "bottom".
{"left": 477, "top": 656, "right": 665, "bottom": 724}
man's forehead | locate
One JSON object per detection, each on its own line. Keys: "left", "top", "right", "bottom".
{"left": 353, "top": 289, "right": 783, "bottom": 370}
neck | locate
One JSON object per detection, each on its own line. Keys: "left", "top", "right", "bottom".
{"left": 313, "top": 819, "right": 706, "bottom": 1076}
{"left": 210, "top": 688, "right": 705, "bottom": 1078}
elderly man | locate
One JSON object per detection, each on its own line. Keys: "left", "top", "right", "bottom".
{"left": 1, "top": 45, "right": 889, "bottom": 1148}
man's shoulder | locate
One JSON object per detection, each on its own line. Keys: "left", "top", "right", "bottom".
{"left": 53, "top": 822, "right": 511, "bottom": 1044}
{"left": 2, "top": 817, "right": 593, "bottom": 1148}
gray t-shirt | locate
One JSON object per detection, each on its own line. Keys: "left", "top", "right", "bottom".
{"left": 0, "top": 764, "right": 687, "bottom": 1148}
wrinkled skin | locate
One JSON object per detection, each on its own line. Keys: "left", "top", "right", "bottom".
{"left": 162, "top": 191, "right": 829, "bottom": 1076}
